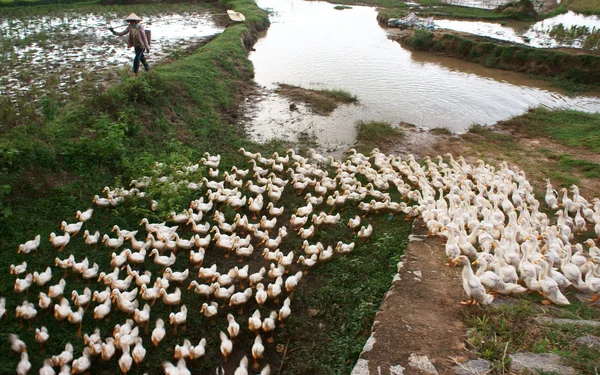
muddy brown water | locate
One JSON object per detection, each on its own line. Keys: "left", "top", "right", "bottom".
{"left": 245, "top": 0, "right": 600, "bottom": 152}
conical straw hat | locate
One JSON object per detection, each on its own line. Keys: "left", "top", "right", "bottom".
{"left": 226, "top": 10, "right": 246, "bottom": 22}
{"left": 125, "top": 13, "right": 142, "bottom": 21}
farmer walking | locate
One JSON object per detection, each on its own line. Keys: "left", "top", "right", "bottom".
{"left": 109, "top": 13, "right": 150, "bottom": 76}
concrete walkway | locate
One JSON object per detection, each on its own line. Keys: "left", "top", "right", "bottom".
{"left": 351, "top": 220, "right": 478, "bottom": 375}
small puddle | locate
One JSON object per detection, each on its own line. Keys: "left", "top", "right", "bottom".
{"left": 244, "top": 0, "right": 600, "bottom": 151}
{"left": 436, "top": 11, "right": 600, "bottom": 48}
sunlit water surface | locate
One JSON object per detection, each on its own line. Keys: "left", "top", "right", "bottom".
{"left": 245, "top": 0, "right": 600, "bottom": 150}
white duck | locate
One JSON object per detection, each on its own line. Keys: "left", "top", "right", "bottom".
{"left": 151, "top": 318, "right": 166, "bottom": 346}
{"left": 537, "top": 259, "right": 570, "bottom": 306}
{"left": 18, "top": 235, "right": 41, "bottom": 254}
{"left": 454, "top": 255, "right": 494, "bottom": 305}
{"left": 219, "top": 331, "right": 233, "bottom": 361}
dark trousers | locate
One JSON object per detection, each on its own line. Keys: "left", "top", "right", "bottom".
{"left": 133, "top": 46, "right": 149, "bottom": 73}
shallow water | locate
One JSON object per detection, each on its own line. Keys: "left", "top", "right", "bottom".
{"left": 436, "top": 11, "right": 600, "bottom": 48}
{"left": 0, "top": 11, "right": 223, "bottom": 101}
{"left": 245, "top": 0, "right": 600, "bottom": 150}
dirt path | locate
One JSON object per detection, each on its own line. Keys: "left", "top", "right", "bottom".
{"left": 352, "top": 220, "right": 474, "bottom": 375}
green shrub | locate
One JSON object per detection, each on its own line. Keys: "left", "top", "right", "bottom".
{"left": 407, "top": 30, "right": 435, "bottom": 50}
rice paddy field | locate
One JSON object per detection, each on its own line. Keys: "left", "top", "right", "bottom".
{"left": 0, "top": 2, "right": 225, "bottom": 131}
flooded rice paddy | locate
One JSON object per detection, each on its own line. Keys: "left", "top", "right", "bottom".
{"left": 436, "top": 11, "right": 600, "bottom": 48}
{"left": 0, "top": 10, "right": 223, "bottom": 102}
{"left": 244, "top": 0, "right": 600, "bottom": 150}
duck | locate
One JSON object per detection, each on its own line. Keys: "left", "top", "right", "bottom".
{"left": 189, "top": 338, "right": 207, "bottom": 360}
{"left": 290, "top": 214, "right": 309, "bottom": 228}
{"left": 298, "top": 254, "right": 319, "bottom": 270}
{"left": 68, "top": 306, "right": 84, "bottom": 336}
{"left": 200, "top": 302, "right": 219, "bottom": 318}
{"left": 61, "top": 221, "right": 84, "bottom": 237}
{"left": 151, "top": 318, "right": 166, "bottom": 346}
{"left": 164, "top": 268, "right": 190, "bottom": 284}
{"left": 134, "top": 303, "right": 151, "bottom": 328}
{"left": 252, "top": 334, "right": 265, "bottom": 370}
{"left": 227, "top": 313, "right": 240, "bottom": 340}
{"left": 149, "top": 249, "right": 176, "bottom": 268}
{"left": 277, "top": 251, "right": 295, "bottom": 269}
{"left": 219, "top": 331, "right": 233, "bottom": 361}
{"left": 10, "top": 261, "right": 27, "bottom": 276}
{"left": 278, "top": 297, "right": 292, "bottom": 326}
{"left": 198, "top": 264, "right": 218, "bottom": 281}
{"left": 268, "top": 263, "right": 286, "bottom": 279}
{"left": 260, "top": 215, "right": 278, "bottom": 231}
{"left": 255, "top": 283, "right": 268, "bottom": 306}
{"left": 229, "top": 288, "right": 253, "bottom": 310}
{"left": 302, "top": 240, "right": 322, "bottom": 256}
{"left": 536, "top": 259, "right": 570, "bottom": 306}
{"left": 76, "top": 208, "right": 94, "bottom": 222}
{"left": 248, "top": 195, "right": 264, "bottom": 219}
{"left": 159, "top": 287, "right": 182, "bottom": 306}
{"left": 249, "top": 267, "right": 266, "bottom": 286}
{"left": 174, "top": 339, "right": 192, "bottom": 360}
{"left": 169, "top": 305, "right": 188, "bottom": 333}
{"left": 71, "top": 287, "right": 91, "bottom": 308}
{"left": 52, "top": 342, "right": 74, "bottom": 367}
{"left": 48, "top": 278, "right": 67, "bottom": 298}
{"left": 267, "top": 277, "right": 283, "bottom": 302}
{"left": 50, "top": 232, "right": 70, "bottom": 251}
{"left": 82, "top": 230, "right": 101, "bottom": 248}
{"left": 34, "top": 326, "right": 49, "bottom": 347}
{"left": 71, "top": 347, "right": 91, "bottom": 374}
{"left": 295, "top": 202, "right": 313, "bottom": 217}
{"left": 584, "top": 262, "right": 600, "bottom": 303}
{"left": 262, "top": 311, "right": 278, "bottom": 342}
{"left": 162, "top": 359, "right": 191, "bottom": 375}
{"left": 335, "top": 241, "right": 355, "bottom": 255}
{"left": 267, "top": 202, "right": 284, "bottom": 216}
{"left": 454, "top": 255, "right": 494, "bottom": 306}
{"left": 234, "top": 355, "right": 250, "bottom": 375}
{"left": 285, "top": 271, "right": 303, "bottom": 294}
{"left": 94, "top": 294, "right": 113, "bottom": 319}
{"left": 18, "top": 234, "right": 41, "bottom": 254}
{"left": 188, "top": 280, "right": 213, "bottom": 299}
{"left": 16, "top": 352, "right": 32, "bottom": 375}
{"left": 101, "top": 338, "right": 116, "bottom": 361}
{"left": 212, "top": 283, "right": 236, "bottom": 300}
{"left": 101, "top": 233, "right": 124, "bottom": 249}
{"left": 298, "top": 225, "right": 315, "bottom": 239}
{"left": 127, "top": 268, "right": 151, "bottom": 287}
{"left": 118, "top": 344, "right": 133, "bottom": 374}
{"left": 14, "top": 273, "right": 33, "bottom": 293}
{"left": 473, "top": 257, "right": 527, "bottom": 296}
{"left": 15, "top": 301, "right": 37, "bottom": 328}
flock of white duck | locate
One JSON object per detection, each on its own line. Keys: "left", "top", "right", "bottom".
{"left": 5, "top": 147, "right": 600, "bottom": 374}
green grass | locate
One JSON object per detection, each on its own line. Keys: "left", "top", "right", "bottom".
{"left": 558, "top": 155, "right": 600, "bottom": 178}
{"left": 499, "top": 108, "right": 600, "bottom": 152}
{"left": 281, "top": 208, "right": 411, "bottom": 374}
{"left": 275, "top": 84, "right": 357, "bottom": 116}
{"left": 468, "top": 124, "right": 514, "bottom": 144}
{"left": 569, "top": 0, "right": 600, "bottom": 15}
{"left": 463, "top": 297, "right": 600, "bottom": 374}
{"left": 355, "top": 121, "right": 403, "bottom": 153}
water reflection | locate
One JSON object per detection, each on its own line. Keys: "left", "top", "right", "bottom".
{"left": 246, "top": 0, "right": 600, "bottom": 149}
